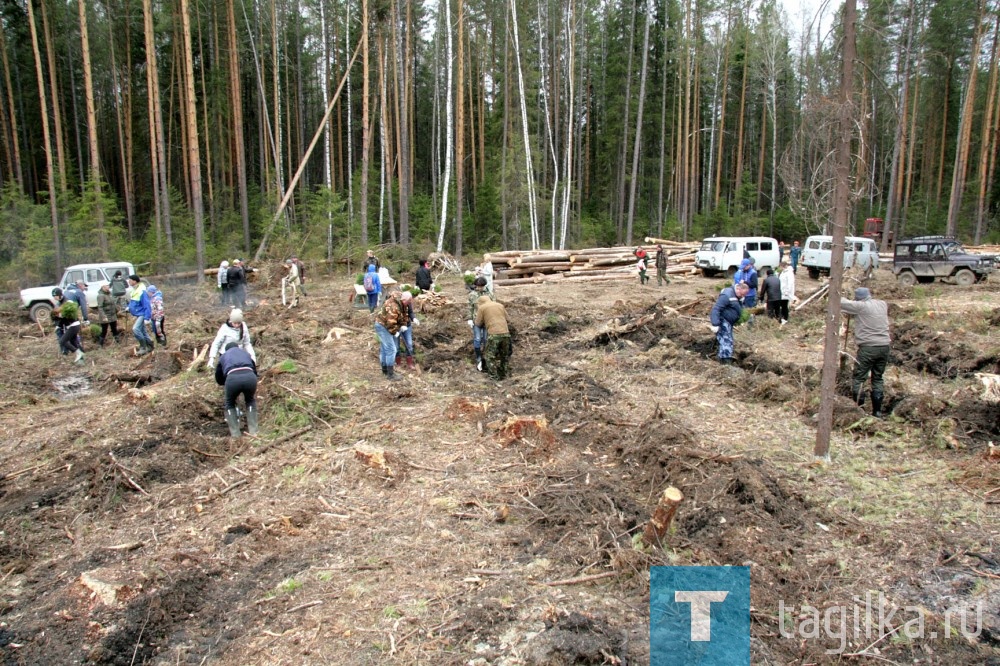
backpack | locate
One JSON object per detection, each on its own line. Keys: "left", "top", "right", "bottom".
{"left": 363, "top": 272, "right": 376, "bottom": 293}
{"left": 293, "top": 259, "right": 305, "bottom": 282}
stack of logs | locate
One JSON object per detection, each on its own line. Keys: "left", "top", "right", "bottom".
{"left": 489, "top": 237, "right": 701, "bottom": 286}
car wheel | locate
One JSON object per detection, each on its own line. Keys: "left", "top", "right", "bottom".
{"left": 701, "top": 268, "right": 717, "bottom": 278}
{"left": 808, "top": 267, "right": 820, "bottom": 280}
{"left": 954, "top": 269, "right": 976, "bottom": 286}
{"left": 29, "top": 301, "right": 53, "bottom": 323}
{"left": 896, "top": 271, "right": 916, "bottom": 286}
{"left": 726, "top": 266, "right": 737, "bottom": 279}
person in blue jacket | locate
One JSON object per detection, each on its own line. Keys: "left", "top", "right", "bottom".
{"left": 364, "top": 264, "right": 382, "bottom": 312}
{"left": 710, "top": 282, "right": 749, "bottom": 364}
{"left": 126, "top": 274, "right": 154, "bottom": 355}
{"left": 64, "top": 280, "right": 89, "bottom": 321}
{"left": 215, "top": 341, "right": 259, "bottom": 438}
{"left": 789, "top": 240, "right": 802, "bottom": 274}
{"left": 733, "top": 258, "right": 759, "bottom": 308}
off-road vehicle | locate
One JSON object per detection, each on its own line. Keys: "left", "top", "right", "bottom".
{"left": 892, "top": 236, "right": 995, "bottom": 286}
{"left": 20, "top": 262, "right": 135, "bottom": 322}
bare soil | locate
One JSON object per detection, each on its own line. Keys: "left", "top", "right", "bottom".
{"left": 0, "top": 266, "right": 997, "bottom": 665}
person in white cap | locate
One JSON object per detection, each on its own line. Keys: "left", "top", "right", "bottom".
{"left": 840, "top": 287, "right": 891, "bottom": 417}
{"left": 217, "top": 259, "right": 231, "bottom": 306}
{"left": 207, "top": 308, "right": 256, "bottom": 370}
{"left": 283, "top": 259, "right": 300, "bottom": 308}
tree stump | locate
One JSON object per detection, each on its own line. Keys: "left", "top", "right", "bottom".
{"left": 641, "top": 486, "right": 684, "bottom": 548}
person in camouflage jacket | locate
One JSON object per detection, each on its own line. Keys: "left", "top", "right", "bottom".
{"left": 374, "top": 291, "right": 406, "bottom": 380}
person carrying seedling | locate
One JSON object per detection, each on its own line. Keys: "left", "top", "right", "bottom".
{"left": 52, "top": 297, "right": 85, "bottom": 365}
{"left": 396, "top": 291, "right": 419, "bottom": 371}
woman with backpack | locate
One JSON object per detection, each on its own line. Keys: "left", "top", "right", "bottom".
{"left": 363, "top": 264, "right": 382, "bottom": 312}
{"left": 95, "top": 283, "right": 121, "bottom": 346}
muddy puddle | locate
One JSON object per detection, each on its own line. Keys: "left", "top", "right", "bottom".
{"left": 52, "top": 374, "right": 95, "bottom": 399}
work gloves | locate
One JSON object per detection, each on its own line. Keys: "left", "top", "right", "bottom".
{"left": 709, "top": 325, "right": 719, "bottom": 334}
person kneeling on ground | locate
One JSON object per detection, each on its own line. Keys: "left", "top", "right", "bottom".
{"left": 840, "top": 287, "right": 891, "bottom": 417}
{"left": 215, "top": 341, "right": 259, "bottom": 438}
{"left": 474, "top": 295, "right": 512, "bottom": 380}
{"left": 709, "top": 282, "right": 749, "bottom": 364}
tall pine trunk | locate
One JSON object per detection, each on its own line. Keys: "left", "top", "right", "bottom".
{"left": 180, "top": 0, "right": 205, "bottom": 278}
{"left": 26, "top": 0, "right": 62, "bottom": 272}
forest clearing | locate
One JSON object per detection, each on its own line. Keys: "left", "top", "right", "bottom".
{"left": 0, "top": 261, "right": 998, "bottom": 665}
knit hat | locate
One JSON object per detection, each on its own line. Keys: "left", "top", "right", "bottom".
{"left": 854, "top": 287, "right": 871, "bottom": 301}
{"left": 221, "top": 260, "right": 230, "bottom": 268}
{"left": 229, "top": 308, "right": 244, "bottom": 324}
{"left": 400, "top": 291, "right": 413, "bottom": 302}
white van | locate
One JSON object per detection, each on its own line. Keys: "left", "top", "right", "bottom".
{"left": 695, "top": 236, "right": 780, "bottom": 278}
{"left": 801, "top": 235, "right": 880, "bottom": 279}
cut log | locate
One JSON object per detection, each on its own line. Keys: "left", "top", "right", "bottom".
{"left": 795, "top": 283, "right": 829, "bottom": 311}
{"left": 640, "top": 486, "right": 684, "bottom": 548}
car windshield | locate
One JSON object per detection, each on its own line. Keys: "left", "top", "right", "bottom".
{"left": 943, "top": 241, "right": 964, "bottom": 255}
{"left": 700, "top": 241, "right": 726, "bottom": 252}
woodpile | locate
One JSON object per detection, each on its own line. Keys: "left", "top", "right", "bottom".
{"left": 487, "top": 239, "right": 701, "bottom": 286}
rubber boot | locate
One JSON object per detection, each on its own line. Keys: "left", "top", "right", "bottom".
{"left": 97, "top": 335, "right": 105, "bottom": 347}
{"left": 395, "top": 353, "right": 403, "bottom": 366}
{"left": 246, "top": 405, "right": 259, "bottom": 435}
{"left": 74, "top": 349, "right": 85, "bottom": 365}
{"left": 871, "top": 394, "right": 884, "bottom": 418}
{"left": 136, "top": 340, "right": 150, "bottom": 356}
{"left": 381, "top": 364, "right": 388, "bottom": 377}
{"left": 475, "top": 350, "right": 483, "bottom": 372}
{"left": 406, "top": 356, "right": 416, "bottom": 370}
{"left": 225, "top": 408, "right": 242, "bottom": 438}
{"left": 386, "top": 364, "right": 399, "bottom": 381}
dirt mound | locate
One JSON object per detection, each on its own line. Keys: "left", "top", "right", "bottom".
{"left": 893, "top": 321, "right": 998, "bottom": 377}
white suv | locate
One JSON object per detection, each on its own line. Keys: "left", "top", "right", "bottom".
{"left": 20, "top": 262, "right": 135, "bottom": 322}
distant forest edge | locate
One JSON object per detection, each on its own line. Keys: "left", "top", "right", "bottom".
{"left": 0, "top": 0, "right": 997, "bottom": 286}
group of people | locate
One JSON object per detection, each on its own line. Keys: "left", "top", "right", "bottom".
{"left": 216, "top": 258, "right": 251, "bottom": 308}
{"left": 634, "top": 245, "right": 671, "bottom": 286}
{"left": 51, "top": 272, "right": 166, "bottom": 363}
{"left": 711, "top": 257, "right": 890, "bottom": 418}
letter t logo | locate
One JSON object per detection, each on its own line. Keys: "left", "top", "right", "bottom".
{"left": 675, "top": 591, "right": 729, "bottom": 641}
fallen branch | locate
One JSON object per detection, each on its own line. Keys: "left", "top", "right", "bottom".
{"left": 542, "top": 571, "right": 619, "bottom": 587}
{"left": 108, "top": 452, "right": 150, "bottom": 496}
{"left": 795, "top": 283, "right": 829, "bottom": 311}
{"left": 187, "top": 345, "right": 209, "bottom": 373}
{"left": 286, "top": 600, "right": 323, "bottom": 614}
{"left": 257, "top": 425, "right": 314, "bottom": 454}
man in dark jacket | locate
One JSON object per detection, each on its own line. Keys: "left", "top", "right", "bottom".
{"left": 655, "top": 245, "right": 670, "bottom": 286}
{"left": 416, "top": 259, "right": 433, "bottom": 292}
{"left": 227, "top": 260, "right": 248, "bottom": 308}
{"left": 841, "top": 287, "right": 891, "bottom": 417}
{"left": 710, "top": 282, "right": 749, "bottom": 364}
{"left": 761, "top": 269, "right": 783, "bottom": 319}
{"left": 215, "top": 341, "right": 259, "bottom": 437}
